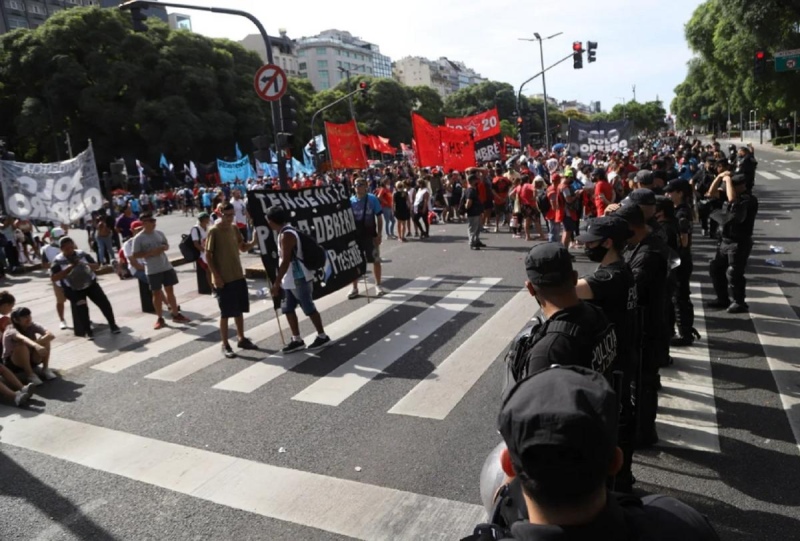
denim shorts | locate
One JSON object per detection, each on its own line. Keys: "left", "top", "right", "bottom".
{"left": 281, "top": 278, "right": 317, "bottom": 316}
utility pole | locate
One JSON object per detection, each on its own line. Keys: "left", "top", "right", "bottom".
{"left": 632, "top": 84, "right": 636, "bottom": 102}
{"left": 65, "top": 132, "right": 73, "bottom": 159}
{"left": 793, "top": 110, "right": 797, "bottom": 148}
{"left": 520, "top": 32, "right": 562, "bottom": 151}
{"left": 338, "top": 66, "right": 355, "bottom": 120}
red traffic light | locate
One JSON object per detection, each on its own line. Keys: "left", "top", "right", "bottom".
{"left": 359, "top": 81, "right": 367, "bottom": 89}
{"left": 573, "top": 41, "right": 583, "bottom": 52}
{"left": 755, "top": 50, "right": 765, "bottom": 60}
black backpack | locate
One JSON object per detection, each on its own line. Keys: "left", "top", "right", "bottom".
{"left": 179, "top": 226, "right": 201, "bottom": 263}
{"left": 537, "top": 190, "right": 552, "bottom": 215}
{"left": 287, "top": 226, "right": 326, "bottom": 271}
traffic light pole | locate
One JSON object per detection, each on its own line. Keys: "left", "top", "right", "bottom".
{"left": 118, "top": 0, "right": 289, "bottom": 188}
{"left": 309, "top": 87, "right": 363, "bottom": 170}
{"left": 536, "top": 38, "right": 551, "bottom": 152}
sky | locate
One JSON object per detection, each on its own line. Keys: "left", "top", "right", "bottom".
{"left": 162, "top": 0, "right": 705, "bottom": 114}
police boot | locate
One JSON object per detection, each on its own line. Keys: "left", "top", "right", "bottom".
{"left": 636, "top": 378, "right": 660, "bottom": 449}
{"left": 671, "top": 327, "right": 701, "bottom": 347}
{"left": 727, "top": 302, "right": 749, "bottom": 314}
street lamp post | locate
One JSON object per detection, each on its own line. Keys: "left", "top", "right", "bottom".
{"left": 520, "top": 32, "right": 562, "bottom": 151}
{"left": 337, "top": 65, "right": 365, "bottom": 121}
{"left": 617, "top": 97, "right": 627, "bottom": 119}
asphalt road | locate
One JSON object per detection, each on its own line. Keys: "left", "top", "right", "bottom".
{"left": 1, "top": 153, "right": 800, "bottom": 540}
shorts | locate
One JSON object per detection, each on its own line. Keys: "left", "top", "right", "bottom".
{"left": 216, "top": 277, "right": 250, "bottom": 318}
{"left": 562, "top": 216, "right": 578, "bottom": 233}
{"left": 522, "top": 205, "right": 540, "bottom": 220}
{"left": 494, "top": 203, "right": 508, "bottom": 215}
{"left": 281, "top": 278, "right": 316, "bottom": 316}
{"left": 52, "top": 283, "right": 66, "bottom": 304}
{"left": 148, "top": 268, "right": 179, "bottom": 291}
{"left": 357, "top": 237, "right": 380, "bottom": 264}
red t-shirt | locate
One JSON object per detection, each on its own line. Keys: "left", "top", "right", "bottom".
{"left": 556, "top": 184, "right": 578, "bottom": 222}
{"left": 545, "top": 184, "right": 558, "bottom": 221}
{"left": 594, "top": 180, "right": 614, "bottom": 216}
{"left": 492, "top": 176, "right": 511, "bottom": 205}
{"left": 519, "top": 183, "right": 536, "bottom": 207}
{"left": 376, "top": 187, "right": 393, "bottom": 209}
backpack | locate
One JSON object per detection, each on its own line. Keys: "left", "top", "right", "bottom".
{"left": 179, "top": 226, "right": 201, "bottom": 263}
{"left": 287, "top": 226, "right": 326, "bottom": 271}
{"left": 537, "top": 190, "right": 552, "bottom": 216}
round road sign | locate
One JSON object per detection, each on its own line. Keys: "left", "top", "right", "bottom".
{"left": 254, "top": 64, "right": 288, "bottom": 102}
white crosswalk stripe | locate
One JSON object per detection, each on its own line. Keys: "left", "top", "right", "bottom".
{"left": 292, "top": 277, "right": 501, "bottom": 407}
{"left": 778, "top": 170, "right": 800, "bottom": 179}
{"left": 211, "top": 277, "right": 443, "bottom": 394}
{"left": 657, "top": 283, "right": 720, "bottom": 453}
{"left": 758, "top": 171, "right": 780, "bottom": 181}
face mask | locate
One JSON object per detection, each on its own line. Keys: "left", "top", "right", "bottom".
{"left": 584, "top": 244, "right": 609, "bottom": 263}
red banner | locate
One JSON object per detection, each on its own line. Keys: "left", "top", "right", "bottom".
{"left": 504, "top": 136, "right": 521, "bottom": 148}
{"left": 359, "top": 133, "right": 371, "bottom": 148}
{"left": 445, "top": 108, "right": 501, "bottom": 141}
{"left": 439, "top": 126, "right": 476, "bottom": 172}
{"left": 376, "top": 136, "right": 395, "bottom": 154}
{"left": 411, "top": 113, "right": 443, "bottom": 167}
{"left": 325, "top": 120, "right": 368, "bottom": 170}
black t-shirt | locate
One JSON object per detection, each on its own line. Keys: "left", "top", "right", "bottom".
{"left": 499, "top": 492, "right": 720, "bottom": 541}
{"left": 522, "top": 302, "right": 616, "bottom": 377}
{"left": 466, "top": 187, "right": 484, "bottom": 217}
{"left": 624, "top": 235, "right": 670, "bottom": 343}
{"left": 584, "top": 260, "right": 638, "bottom": 373}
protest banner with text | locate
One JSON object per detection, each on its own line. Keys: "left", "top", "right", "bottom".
{"left": 325, "top": 120, "right": 368, "bottom": 170}
{"left": 567, "top": 120, "right": 633, "bottom": 157}
{"left": 217, "top": 155, "right": 254, "bottom": 184}
{"left": 444, "top": 108, "right": 501, "bottom": 140}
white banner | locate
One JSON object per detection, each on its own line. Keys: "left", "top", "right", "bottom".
{"left": 1, "top": 143, "right": 103, "bottom": 223}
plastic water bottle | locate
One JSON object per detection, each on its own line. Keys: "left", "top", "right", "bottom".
{"left": 765, "top": 259, "right": 784, "bottom": 267}
{"left": 256, "top": 287, "right": 269, "bottom": 297}
{"left": 769, "top": 245, "right": 787, "bottom": 254}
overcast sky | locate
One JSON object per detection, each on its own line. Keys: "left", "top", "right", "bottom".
{"left": 165, "top": 0, "right": 703, "bottom": 114}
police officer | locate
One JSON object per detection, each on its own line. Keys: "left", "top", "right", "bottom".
{"left": 574, "top": 216, "right": 639, "bottom": 492}
{"left": 707, "top": 172, "right": 759, "bottom": 313}
{"left": 464, "top": 366, "right": 721, "bottom": 541}
{"left": 736, "top": 145, "right": 758, "bottom": 193}
{"left": 504, "top": 243, "right": 617, "bottom": 388}
{"left": 617, "top": 203, "right": 669, "bottom": 447}
{"left": 693, "top": 155, "right": 717, "bottom": 237}
{"left": 665, "top": 179, "right": 699, "bottom": 346}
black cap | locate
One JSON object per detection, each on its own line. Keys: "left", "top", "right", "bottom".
{"left": 524, "top": 243, "right": 573, "bottom": 287}
{"left": 634, "top": 170, "right": 654, "bottom": 186}
{"left": 627, "top": 188, "right": 657, "bottom": 206}
{"left": 616, "top": 203, "right": 646, "bottom": 226}
{"left": 655, "top": 195, "right": 674, "bottom": 213}
{"left": 591, "top": 168, "right": 607, "bottom": 180}
{"left": 664, "top": 179, "right": 691, "bottom": 194}
{"left": 731, "top": 172, "right": 747, "bottom": 185}
{"left": 498, "top": 365, "right": 619, "bottom": 481}
{"left": 576, "top": 216, "right": 632, "bottom": 243}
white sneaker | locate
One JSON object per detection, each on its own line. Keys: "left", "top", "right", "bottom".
{"left": 28, "top": 374, "right": 43, "bottom": 386}
{"left": 20, "top": 383, "right": 34, "bottom": 396}
{"left": 14, "top": 390, "right": 29, "bottom": 407}
{"left": 41, "top": 368, "right": 58, "bottom": 381}
{"left": 347, "top": 288, "right": 359, "bottom": 300}
{"left": 59, "top": 320, "right": 67, "bottom": 330}
{"left": 376, "top": 286, "right": 386, "bottom": 297}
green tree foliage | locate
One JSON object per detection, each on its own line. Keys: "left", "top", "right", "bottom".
{"left": 443, "top": 81, "right": 517, "bottom": 122}
{"left": 408, "top": 85, "right": 444, "bottom": 125}
{"left": 672, "top": 0, "right": 800, "bottom": 127}
{"left": 607, "top": 101, "right": 667, "bottom": 133}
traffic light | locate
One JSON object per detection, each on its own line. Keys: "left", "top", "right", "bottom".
{"left": 359, "top": 81, "right": 368, "bottom": 98}
{"left": 130, "top": 6, "right": 148, "bottom": 33}
{"left": 277, "top": 132, "right": 294, "bottom": 150}
{"left": 280, "top": 95, "right": 297, "bottom": 133}
{"left": 587, "top": 41, "right": 597, "bottom": 63}
{"left": 754, "top": 49, "right": 767, "bottom": 77}
{"left": 573, "top": 41, "right": 583, "bottom": 69}
{"left": 517, "top": 116, "right": 524, "bottom": 130}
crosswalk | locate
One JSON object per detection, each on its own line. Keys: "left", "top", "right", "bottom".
{"left": 41, "top": 274, "right": 800, "bottom": 452}
{"left": 758, "top": 170, "right": 800, "bottom": 180}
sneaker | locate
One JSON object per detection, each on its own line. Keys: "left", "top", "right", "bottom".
{"left": 237, "top": 337, "right": 258, "bottom": 350}
{"left": 86, "top": 330, "right": 94, "bottom": 341}
{"left": 705, "top": 298, "right": 730, "bottom": 309}
{"left": 27, "top": 373, "right": 43, "bottom": 386}
{"left": 347, "top": 288, "right": 359, "bottom": 300}
{"left": 154, "top": 317, "right": 166, "bottom": 330}
{"left": 376, "top": 286, "right": 386, "bottom": 297}
{"left": 41, "top": 368, "right": 58, "bottom": 381}
{"left": 20, "top": 383, "right": 34, "bottom": 397}
{"left": 172, "top": 313, "right": 191, "bottom": 324}
{"left": 59, "top": 320, "right": 67, "bottom": 330}
{"left": 727, "top": 302, "right": 749, "bottom": 314}
{"left": 14, "top": 390, "right": 29, "bottom": 407}
{"left": 470, "top": 245, "right": 481, "bottom": 251}
{"left": 281, "top": 339, "right": 306, "bottom": 354}
{"left": 308, "top": 335, "right": 331, "bottom": 349}
{"left": 110, "top": 325, "right": 121, "bottom": 334}
{"left": 221, "top": 344, "right": 237, "bottom": 358}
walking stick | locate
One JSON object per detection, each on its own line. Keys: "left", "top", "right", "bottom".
{"left": 265, "top": 275, "right": 286, "bottom": 346}
{"left": 363, "top": 273, "right": 371, "bottom": 304}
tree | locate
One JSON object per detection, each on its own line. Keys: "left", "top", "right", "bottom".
{"left": 408, "top": 85, "right": 444, "bottom": 125}
{"left": 332, "top": 76, "right": 413, "bottom": 145}
{"left": 443, "top": 81, "right": 517, "bottom": 123}
{"left": 500, "top": 119, "right": 517, "bottom": 139}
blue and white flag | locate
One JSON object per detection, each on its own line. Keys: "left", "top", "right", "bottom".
{"left": 217, "top": 155, "right": 253, "bottom": 184}
{"left": 235, "top": 143, "right": 243, "bottom": 160}
{"left": 159, "top": 153, "right": 169, "bottom": 169}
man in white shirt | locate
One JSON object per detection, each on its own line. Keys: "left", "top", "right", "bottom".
{"left": 231, "top": 189, "right": 249, "bottom": 239}
{"left": 40, "top": 227, "right": 68, "bottom": 329}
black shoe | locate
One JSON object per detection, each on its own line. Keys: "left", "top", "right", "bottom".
{"left": 237, "top": 337, "right": 258, "bottom": 350}
{"left": 670, "top": 334, "right": 694, "bottom": 347}
{"left": 636, "top": 427, "right": 659, "bottom": 449}
{"left": 470, "top": 245, "right": 480, "bottom": 251}
{"left": 281, "top": 339, "right": 306, "bottom": 354}
{"left": 706, "top": 298, "right": 730, "bottom": 309}
{"left": 476, "top": 241, "right": 487, "bottom": 248}
{"left": 222, "top": 344, "right": 237, "bottom": 358}
{"left": 308, "top": 335, "right": 331, "bottom": 349}
{"left": 727, "top": 302, "right": 749, "bottom": 314}
{"left": 110, "top": 325, "right": 121, "bottom": 334}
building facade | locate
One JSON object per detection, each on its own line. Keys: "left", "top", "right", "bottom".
{"left": 295, "top": 29, "right": 392, "bottom": 91}
{"left": 240, "top": 29, "right": 298, "bottom": 77}
{"left": 393, "top": 56, "right": 486, "bottom": 98}
{"left": 167, "top": 12, "right": 191, "bottom": 31}
{"left": 0, "top": 0, "right": 166, "bottom": 34}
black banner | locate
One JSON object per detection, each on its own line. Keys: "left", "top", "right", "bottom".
{"left": 247, "top": 185, "right": 366, "bottom": 300}
{"left": 474, "top": 135, "right": 502, "bottom": 163}
{"left": 567, "top": 120, "right": 633, "bottom": 157}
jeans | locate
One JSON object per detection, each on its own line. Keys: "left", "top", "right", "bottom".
{"left": 383, "top": 208, "right": 396, "bottom": 237}
{"left": 467, "top": 215, "right": 481, "bottom": 246}
{"left": 547, "top": 220, "right": 561, "bottom": 243}
{"left": 96, "top": 235, "right": 114, "bottom": 265}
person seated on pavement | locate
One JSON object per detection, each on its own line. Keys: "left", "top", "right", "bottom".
{"left": 2, "top": 307, "right": 56, "bottom": 387}
{"left": 464, "top": 365, "right": 720, "bottom": 541}
{"left": 0, "top": 291, "right": 35, "bottom": 406}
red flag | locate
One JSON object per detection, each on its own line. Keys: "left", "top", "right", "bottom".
{"left": 411, "top": 113, "right": 443, "bottom": 167}
{"left": 439, "top": 126, "right": 476, "bottom": 172}
{"left": 368, "top": 135, "right": 382, "bottom": 152}
{"left": 504, "top": 136, "right": 521, "bottom": 148}
{"left": 444, "top": 108, "right": 501, "bottom": 141}
{"left": 376, "top": 136, "right": 395, "bottom": 154}
{"left": 359, "top": 133, "right": 371, "bottom": 148}
{"left": 325, "top": 120, "right": 368, "bottom": 169}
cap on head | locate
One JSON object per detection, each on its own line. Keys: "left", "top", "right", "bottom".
{"left": 498, "top": 365, "right": 618, "bottom": 486}
{"left": 635, "top": 170, "right": 654, "bottom": 186}
{"left": 576, "top": 216, "right": 632, "bottom": 244}
{"left": 197, "top": 212, "right": 210, "bottom": 221}
{"left": 524, "top": 243, "right": 573, "bottom": 288}
{"left": 616, "top": 202, "right": 646, "bottom": 226}
{"left": 50, "top": 227, "right": 65, "bottom": 239}
{"left": 627, "top": 188, "right": 657, "bottom": 206}
{"left": 664, "top": 179, "right": 691, "bottom": 194}
{"left": 130, "top": 220, "right": 144, "bottom": 231}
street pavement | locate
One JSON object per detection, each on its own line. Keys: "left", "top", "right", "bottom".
{"left": 1, "top": 157, "right": 800, "bottom": 539}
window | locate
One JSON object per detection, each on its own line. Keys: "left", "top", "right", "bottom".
{"left": 317, "top": 59, "right": 328, "bottom": 69}
{"left": 8, "top": 16, "right": 28, "bottom": 28}
{"left": 316, "top": 47, "right": 327, "bottom": 55}
{"left": 28, "top": 4, "right": 47, "bottom": 15}
{"left": 5, "top": 0, "right": 23, "bottom": 10}
{"left": 298, "top": 50, "right": 306, "bottom": 57}
{"left": 298, "top": 62, "right": 307, "bottom": 71}
{"left": 320, "top": 81, "right": 330, "bottom": 90}
{"left": 319, "top": 70, "right": 329, "bottom": 80}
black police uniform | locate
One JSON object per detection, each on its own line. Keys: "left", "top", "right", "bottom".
{"left": 736, "top": 152, "right": 758, "bottom": 193}
{"left": 624, "top": 233, "right": 669, "bottom": 446}
{"left": 693, "top": 165, "right": 720, "bottom": 237}
{"left": 656, "top": 196, "right": 680, "bottom": 342}
{"left": 709, "top": 180, "right": 759, "bottom": 309}
{"left": 672, "top": 194, "right": 697, "bottom": 343}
